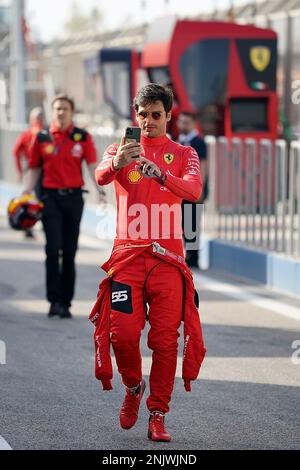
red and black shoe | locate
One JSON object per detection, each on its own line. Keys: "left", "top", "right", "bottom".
{"left": 119, "top": 379, "right": 146, "bottom": 430}
{"left": 148, "top": 411, "right": 171, "bottom": 442}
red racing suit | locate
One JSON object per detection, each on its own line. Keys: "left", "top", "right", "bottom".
{"left": 91, "top": 134, "right": 206, "bottom": 413}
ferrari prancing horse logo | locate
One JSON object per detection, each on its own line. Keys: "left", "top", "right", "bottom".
{"left": 250, "top": 46, "right": 271, "bottom": 72}
{"left": 164, "top": 153, "right": 174, "bottom": 165}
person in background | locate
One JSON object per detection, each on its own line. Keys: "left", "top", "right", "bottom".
{"left": 23, "top": 93, "right": 105, "bottom": 319}
{"left": 13, "top": 107, "right": 45, "bottom": 238}
{"left": 177, "top": 111, "right": 208, "bottom": 268}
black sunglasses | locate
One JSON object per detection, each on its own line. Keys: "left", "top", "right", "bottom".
{"left": 137, "top": 111, "right": 165, "bottom": 121}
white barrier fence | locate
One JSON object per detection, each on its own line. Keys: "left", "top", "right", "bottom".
{"left": 205, "top": 136, "right": 300, "bottom": 258}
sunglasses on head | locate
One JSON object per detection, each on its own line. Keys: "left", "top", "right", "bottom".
{"left": 137, "top": 111, "right": 164, "bottom": 120}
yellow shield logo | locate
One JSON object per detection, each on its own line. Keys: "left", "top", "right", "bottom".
{"left": 250, "top": 46, "right": 271, "bottom": 72}
{"left": 45, "top": 144, "right": 55, "bottom": 154}
{"left": 73, "top": 134, "right": 82, "bottom": 142}
{"left": 164, "top": 153, "right": 174, "bottom": 165}
{"left": 74, "top": 133, "right": 82, "bottom": 142}
{"left": 127, "top": 169, "right": 142, "bottom": 184}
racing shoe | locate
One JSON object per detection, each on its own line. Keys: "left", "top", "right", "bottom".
{"left": 148, "top": 411, "right": 171, "bottom": 442}
{"left": 120, "top": 379, "right": 146, "bottom": 430}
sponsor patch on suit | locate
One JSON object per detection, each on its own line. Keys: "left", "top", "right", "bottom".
{"left": 111, "top": 281, "right": 133, "bottom": 314}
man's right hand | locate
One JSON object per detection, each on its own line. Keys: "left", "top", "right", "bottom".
{"left": 112, "top": 139, "right": 142, "bottom": 170}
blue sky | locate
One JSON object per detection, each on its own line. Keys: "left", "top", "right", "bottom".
{"left": 23, "top": 0, "right": 249, "bottom": 42}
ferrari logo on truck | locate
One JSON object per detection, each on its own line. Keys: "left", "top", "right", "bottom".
{"left": 250, "top": 46, "right": 271, "bottom": 72}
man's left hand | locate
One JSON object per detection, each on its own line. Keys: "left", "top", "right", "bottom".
{"left": 137, "top": 157, "right": 162, "bottom": 179}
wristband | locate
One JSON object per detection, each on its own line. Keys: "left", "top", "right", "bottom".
{"left": 155, "top": 170, "right": 167, "bottom": 185}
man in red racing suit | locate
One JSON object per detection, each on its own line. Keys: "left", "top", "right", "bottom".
{"left": 92, "top": 84, "right": 206, "bottom": 442}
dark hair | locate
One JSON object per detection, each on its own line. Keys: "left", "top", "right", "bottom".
{"left": 51, "top": 93, "right": 75, "bottom": 111}
{"left": 134, "top": 83, "right": 173, "bottom": 114}
{"left": 179, "top": 111, "right": 197, "bottom": 121}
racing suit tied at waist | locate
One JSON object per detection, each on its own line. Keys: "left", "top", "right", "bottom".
{"left": 89, "top": 242, "right": 206, "bottom": 392}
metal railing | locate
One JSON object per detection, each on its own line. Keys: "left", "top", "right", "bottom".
{"left": 205, "top": 136, "right": 300, "bottom": 258}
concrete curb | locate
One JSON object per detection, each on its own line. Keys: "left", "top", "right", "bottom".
{"left": 209, "top": 239, "right": 300, "bottom": 298}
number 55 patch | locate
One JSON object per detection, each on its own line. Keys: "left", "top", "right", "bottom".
{"left": 111, "top": 281, "right": 133, "bottom": 314}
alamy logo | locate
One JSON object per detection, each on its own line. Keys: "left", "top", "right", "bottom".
{"left": 0, "top": 340, "right": 6, "bottom": 365}
{"left": 292, "top": 80, "right": 300, "bottom": 104}
{"left": 112, "top": 291, "right": 128, "bottom": 303}
{"left": 291, "top": 340, "right": 300, "bottom": 365}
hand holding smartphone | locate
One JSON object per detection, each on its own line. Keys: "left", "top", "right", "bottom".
{"left": 114, "top": 127, "right": 142, "bottom": 170}
{"left": 124, "top": 126, "right": 141, "bottom": 159}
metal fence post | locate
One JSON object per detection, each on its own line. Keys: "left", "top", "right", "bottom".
{"left": 288, "top": 142, "right": 298, "bottom": 256}
{"left": 232, "top": 138, "right": 242, "bottom": 242}
{"left": 274, "top": 140, "right": 287, "bottom": 252}
{"left": 205, "top": 135, "right": 217, "bottom": 215}
{"left": 297, "top": 143, "right": 300, "bottom": 258}
{"left": 245, "top": 138, "right": 257, "bottom": 245}
{"left": 259, "top": 140, "right": 273, "bottom": 249}
{"left": 290, "top": 141, "right": 300, "bottom": 257}
{"left": 217, "top": 137, "right": 230, "bottom": 239}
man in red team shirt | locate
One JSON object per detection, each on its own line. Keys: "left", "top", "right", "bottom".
{"left": 13, "top": 107, "right": 44, "bottom": 178}
{"left": 94, "top": 84, "right": 205, "bottom": 441}
{"left": 24, "top": 94, "right": 104, "bottom": 318}
{"left": 13, "top": 107, "right": 45, "bottom": 238}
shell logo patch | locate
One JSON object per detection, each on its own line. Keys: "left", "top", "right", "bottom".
{"left": 250, "top": 46, "right": 271, "bottom": 72}
{"left": 73, "top": 133, "right": 82, "bottom": 142}
{"left": 164, "top": 153, "right": 174, "bottom": 165}
{"left": 45, "top": 144, "right": 55, "bottom": 154}
{"left": 127, "top": 169, "right": 142, "bottom": 184}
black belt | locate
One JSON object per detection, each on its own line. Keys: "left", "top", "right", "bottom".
{"left": 43, "top": 187, "right": 84, "bottom": 196}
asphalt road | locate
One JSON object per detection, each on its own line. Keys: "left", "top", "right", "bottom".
{"left": 0, "top": 218, "right": 299, "bottom": 450}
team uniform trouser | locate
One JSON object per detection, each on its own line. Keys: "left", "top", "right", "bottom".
{"left": 110, "top": 250, "right": 183, "bottom": 414}
{"left": 41, "top": 189, "right": 84, "bottom": 307}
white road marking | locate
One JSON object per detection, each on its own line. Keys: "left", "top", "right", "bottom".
{"left": 6, "top": 299, "right": 94, "bottom": 316}
{"left": 79, "top": 233, "right": 112, "bottom": 250}
{"left": 109, "top": 357, "right": 300, "bottom": 387}
{"left": 194, "top": 273, "right": 300, "bottom": 322}
{"left": 0, "top": 435, "right": 12, "bottom": 450}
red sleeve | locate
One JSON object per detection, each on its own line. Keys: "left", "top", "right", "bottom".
{"left": 28, "top": 135, "right": 42, "bottom": 169}
{"left": 84, "top": 132, "right": 97, "bottom": 164}
{"left": 162, "top": 146, "right": 202, "bottom": 202}
{"left": 95, "top": 143, "right": 120, "bottom": 186}
{"left": 13, "top": 133, "right": 26, "bottom": 175}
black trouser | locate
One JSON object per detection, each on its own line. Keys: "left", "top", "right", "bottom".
{"left": 41, "top": 188, "right": 84, "bottom": 307}
{"left": 181, "top": 201, "right": 201, "bottom": 267}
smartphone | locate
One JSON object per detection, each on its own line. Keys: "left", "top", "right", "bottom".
{"left": 124, "top": 126, "right": 141, "bottom": 158}
{"left": 124, "top": 126, "right": 141, "bottom": 144}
